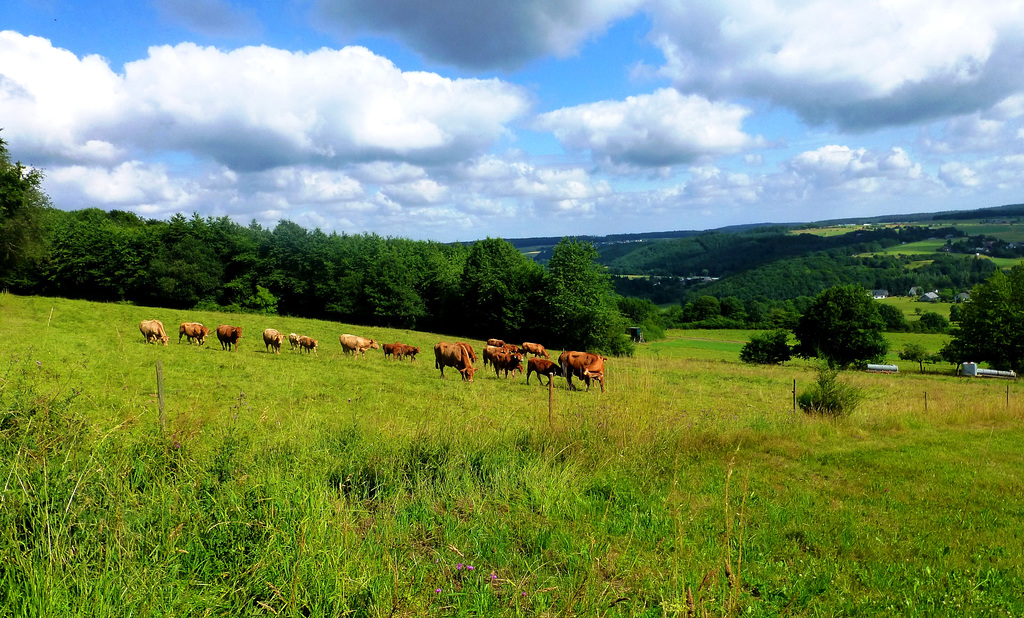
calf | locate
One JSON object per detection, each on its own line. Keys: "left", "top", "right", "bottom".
{"left": 526, "top": 358, "right": 562, "bottom": 386}
{"left": 298, "top": 336, "right": 319, "bottom": 356}
{"left": 178, "top": 322, "right": 209, "bottom": 345}
{"left": 397, "top": 343, "right": 420, "bottom": 361}
{"left": 491, "top": 351, "right": 523, "bottom": 378}
{"left": 288, "top": 333, "right": 300, "bottom": 350}
{"left": 263, "top": 328, "right": 284, "bottom": 354}
{"left": 216, "top": 325, "right": 243, "bottom": 351}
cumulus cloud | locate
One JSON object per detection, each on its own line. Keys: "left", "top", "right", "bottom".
{"left": 0, "top": 32, "right": 531, "bottom": 170}
{"left": 534, "top": 88, "right": 757, "bottom": 170}
{"left": 645, "top": 0, "right": 1024, "bottom": 130}
{"left": 313, "top": 0, "right": 642, "bottom": 70}
{"left": 153, "top": 0, "right": 261, "bottom": 38}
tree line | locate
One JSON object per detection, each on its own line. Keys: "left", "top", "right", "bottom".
{"left": 0, "top": 136, "right": 634, "bottom": 355}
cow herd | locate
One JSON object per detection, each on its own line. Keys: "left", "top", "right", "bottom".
{"left": 139, "top": 319, "right": 606, "bottom": 392}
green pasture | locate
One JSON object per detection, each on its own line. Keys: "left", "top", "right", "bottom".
{"left": 2, "top": 294, "right": 1024, "bottom": 616}
{"left": 877, "top": 295, "right": 955, "bottom": 319}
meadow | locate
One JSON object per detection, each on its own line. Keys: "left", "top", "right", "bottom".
{"left": 1, "top": 293, "right": 1023, "bottom": 616}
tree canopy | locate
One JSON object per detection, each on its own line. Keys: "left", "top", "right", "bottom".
{"left": 792, "top": 285, "right": 889, "bottom": 368}
{"left": 942, "top": 265, "right": 1024, "bottom": 374}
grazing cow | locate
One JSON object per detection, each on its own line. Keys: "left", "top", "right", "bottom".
{"left": 521, "top": 342, "right": 549, "bottom": 358}
{"left": 298, "top": 336, "right": 318, "bottom": 356}
{"left": 339, "top": 333, "right": 380, "bottom": 357}
{"left": 558, "top": 350, "right": 607, "bottom": 393}
{"left": 486, "top": 338, "right": 505, "bottom": 348}
{"left": 288, "top": 333, "right": 300, "bottom": 350}
{"left": 456, "top": 342, "right": 478, "bottom": 364}
{"left": 216, "top": 324, "right": 243, "bottom": 351}
{"left": 263, "top": 329, "right": 284, "bottom": 354}
{"left": 140, "top": 319, "right": 169, "bottom": 346}
{"left": 434, "top": 342, "right": 477, "bottom": 381}
{"left": 397, "top": 344, "right": 420, "bottom": 361}
{"left": 491, "top": 351, "right": 523, "bottom": 378}
{"left": 482, "top": 345, "right": 503, "bottom": 367}
{"left": 178, "top": 322, "right": 209, "bottom": 345}
{"left": 526, "top": 358, "right": 562, "bottom": 386}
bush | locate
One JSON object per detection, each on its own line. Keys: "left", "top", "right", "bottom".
{"left": 798, "top": 364, "right": 862, "bottom": 417}
{"left": 740, "top": 329, "right": 792, "bottom": 365}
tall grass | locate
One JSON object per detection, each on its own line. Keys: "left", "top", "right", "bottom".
{"left": 1, "top": 294, "right": 1023, "bottom": 615}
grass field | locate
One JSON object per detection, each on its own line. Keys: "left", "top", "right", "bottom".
{"left": 2, "top": 294, "right": 1023, "bottom": 616}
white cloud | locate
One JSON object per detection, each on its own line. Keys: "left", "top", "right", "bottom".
{"left": 645, "top": 0, "right": 1024, "bottom": 129}
{"left": 533, "top": 88, "right": 757, "bottom": 170}
{"left": 313, "top": 0, "right": 642, "bottom": 70}
{"left": 0, "top": 32, "right": 531, "bottom": 170}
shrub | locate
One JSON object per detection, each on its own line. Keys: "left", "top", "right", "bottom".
{"left": 798, "top": 364, "right": 862, "bottom": 417}
{"left": 739, "top": 329, "right": 792, "bottom": 365}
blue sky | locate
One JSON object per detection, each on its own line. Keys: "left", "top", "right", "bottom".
{"left": 3, "top": 0, "right": 1024, "bottom": 241}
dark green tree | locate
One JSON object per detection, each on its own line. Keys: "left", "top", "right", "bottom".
{"left": 544, "top": 238, "right": 632, "bottom": 354}
{"left": 0, "top": 133, "right": 51, "bottom": 289}
{"left": 739, "top": 329, "right": 792, "bottom": 365}
{"left": 942, "top": 266, "right": 1024, "bottom": 373}
{"left": 793, "top": 285, "right": 889, "bottom": 368}
{"left": 877, "top": 302, "right": 908, "bottom": 332}
{"left": 461, "top": 238, "right": 542, "bottom": 337}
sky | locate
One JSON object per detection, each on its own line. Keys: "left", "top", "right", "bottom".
{"left": 2, "top": 0, "right": 1024, "bottom": 242}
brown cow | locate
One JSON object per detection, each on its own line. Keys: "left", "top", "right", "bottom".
{"left": 288, "top": 333, "right": 301, "bottom": 350}
{"left": 397, "top": 344, "right": 420, "bottom": 360}
{"left": 298, "top": 336, "right": 318, "bottom": 356}
{"left": 491, "top": 351, "right": 523, "bottom": 378}
{"left": 263, "top": 328, "right": 284, "bottom": 354}
{"left": 558, "top": 350, "right": 607, "bottom": 393}
{"left": 216, "top": 324, "right": 243, "bottom": 351}
{"left": 178, "top": 322, "right": 209, "bottom": 345}
{"left": 486, "top": 338, "right": 505, "bottom": 348}
{"left": 521, "top": 342, "right": 549, "bottom": 358}
{"left": 526, "top": 358, "right": 562, "bottom": 386}
{"left": 339, "top": 333, "right": 380, "bottom": 357}
{"left": 140, "top": 319, "right": 169, "bottom": 346}
{"left": 382, "top": 342, "right": 401, "bottom": 360}
{"left": 482, "top": 345, "right": 503, "bottom": 367}
{"left": 434, "top": 342, "right": 476, "bottom": 381}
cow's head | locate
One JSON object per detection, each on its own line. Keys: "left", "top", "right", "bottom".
{"left": 160, "top": 335, "right": 170, "bottom": 346}
{"left": 461, "top": 366, "right": 477, "bottom": 382}
{"left": 369, "top": 340, "right": 380, "bottom": 349}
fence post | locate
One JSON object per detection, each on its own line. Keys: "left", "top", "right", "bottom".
{"left": 156, "top": 360, "right": 166, "bottom": 433}
{"left": 792, "top": 379, "right": 796, "bottom": 413}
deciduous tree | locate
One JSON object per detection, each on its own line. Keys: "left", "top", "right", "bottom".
{"left": 792, "top": 285, "right": 889, "bottom": 368}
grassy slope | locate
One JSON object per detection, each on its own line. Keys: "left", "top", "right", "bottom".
{"left": 1, "top": 294, "right": 1023, "bottom": 616}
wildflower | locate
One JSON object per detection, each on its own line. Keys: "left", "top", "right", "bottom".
{"left": 348, "top": 398, "right": 352, "bottom": 403}
{"left": 456, "top": 563, "right": 463, "bottom": 570}
{"left": 435, "top": 588, "right": 441, "bottom": 594}
{"left": 491, "top": 572, "right": 498, "bottom": 580}
{"left": 467, "top": 565, "right": 474, "bottom": 571}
